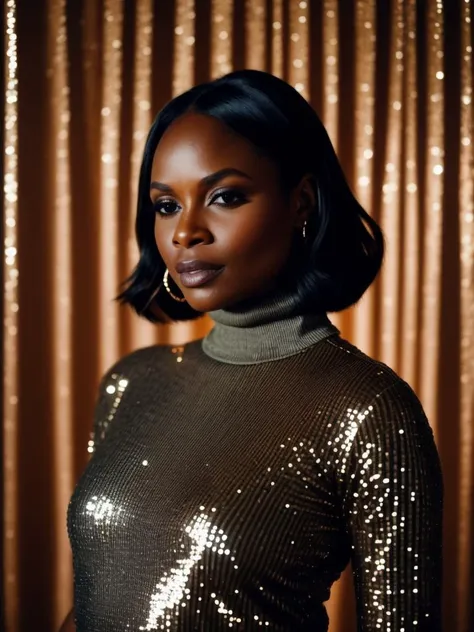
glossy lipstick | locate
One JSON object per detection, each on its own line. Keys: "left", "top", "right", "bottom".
{"left": 178, "top": 267, "right": 224, "bottom": 288}
{"left": 175, "top": 259, "right": 224, "bottom": 288}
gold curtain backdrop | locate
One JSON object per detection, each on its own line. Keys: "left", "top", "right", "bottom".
{"left": 2, "top": 0, "right": 473, "bottom": 630}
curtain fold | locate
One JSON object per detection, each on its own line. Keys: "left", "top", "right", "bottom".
{"left": 2, "top": 0, "right": 473, "bottom": 630}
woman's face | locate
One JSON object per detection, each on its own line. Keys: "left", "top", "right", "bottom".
{"left": 150, "top": 112, "right": 310, "bottom": 313}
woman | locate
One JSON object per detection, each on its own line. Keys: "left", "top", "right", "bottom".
{"left": 65, "top": 69, "right": 443, "bottom": 631}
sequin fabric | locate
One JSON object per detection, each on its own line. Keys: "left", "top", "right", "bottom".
{"left": 67, "top": 335, "right": 443, "bottom": 631}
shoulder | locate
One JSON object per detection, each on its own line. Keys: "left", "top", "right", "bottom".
{"left": 315, "top": 335, "right": 432, "bottom": 441}
{"left": 323, "top": 342, "right": 441, "bottom": 490}
{"left": 316, "top": 335, "right": 416, "bottom": 405}
{"left": 97, "top": 340, "right": 201, "bottom": 388}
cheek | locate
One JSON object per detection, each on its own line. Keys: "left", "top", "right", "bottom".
{"left": 223, "top": 200, "right": 293, "bottom": 264}
{"left": 154, "top": 219, "right": 171, "bottom": 258}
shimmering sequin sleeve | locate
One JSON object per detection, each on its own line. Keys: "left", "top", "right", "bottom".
{"left": 342, "top": 382, "right": 443, "bottom": 631}
{"left": 87, "top": 365, "right": 128, "bottom": 456}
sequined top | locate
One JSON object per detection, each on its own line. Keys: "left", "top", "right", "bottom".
{"left": 67, "top": 333, "right": 443, "bottom": 631}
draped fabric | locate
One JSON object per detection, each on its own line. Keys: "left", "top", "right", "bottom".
{"left": 2, "top": 1, "right": 473, "bottom": 631}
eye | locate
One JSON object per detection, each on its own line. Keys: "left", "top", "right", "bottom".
{"left": 210, "top": 189, "right": 248, "bottom": 207}
{"left": 153, "top": 199, "right": 180, "bottom": 216}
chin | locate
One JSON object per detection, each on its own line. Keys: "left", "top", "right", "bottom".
{"left": 178, "top": 289, "right": 224, "bottom": 314}
{"left": 183, "top": 287, "right": 261, "bottom": 314}
{"left": 180, "top": 285, "right": 248, "bottom": 313}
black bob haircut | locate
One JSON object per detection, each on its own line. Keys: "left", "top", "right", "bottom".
{"left": 115, "top": 69, "right": 384, "bottom": 323}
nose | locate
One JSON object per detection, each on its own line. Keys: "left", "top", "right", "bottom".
{"left": 172, "top": 207, "right": 212, "bottom": 249}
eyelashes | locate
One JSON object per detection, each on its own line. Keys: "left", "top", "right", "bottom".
{"left": 153, "top": 199, "right": 180, "bottom": 216}
{"left": 152, "top": 188, "right": 249, "bottom": 216}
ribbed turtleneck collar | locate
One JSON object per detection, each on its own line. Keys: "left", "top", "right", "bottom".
{"left": 201, "top": 278, "right": 340, "bottom": 365}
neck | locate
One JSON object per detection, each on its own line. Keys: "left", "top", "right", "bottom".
{"left": 201, "top": 278, "right": 339, "bottom": 365}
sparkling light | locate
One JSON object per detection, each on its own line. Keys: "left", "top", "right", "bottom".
{"left": 3, "top": 1, "right": 19, "bottom": 629}
{"left": 289, "top": 0, "right": 309, "bottom": 99}
{"left": 211, "top": 0, "right": 233, "bottom": 78}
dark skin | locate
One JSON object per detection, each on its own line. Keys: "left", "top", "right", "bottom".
{"left": 150, "top": 112, "right": 316, "bottom": 313}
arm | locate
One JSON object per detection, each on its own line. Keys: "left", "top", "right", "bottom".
{"left": 87, "top": 365, "right": 128, "bottom": 455}
{"left": 341, "top": 382, "right": 443, "bottom": 631}
{"left": 58, "top": 608, "right": 75, "bottom": 632}
{"left": 64, "top": 366, "right": 126, "bottom": 630}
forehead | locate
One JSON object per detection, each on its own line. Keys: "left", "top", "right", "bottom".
{"left": 151, "top": 113, "right": 266, "bottom": 180}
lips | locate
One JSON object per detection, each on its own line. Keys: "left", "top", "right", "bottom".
{"left": 178, "top": 267, "right": 224, "bottom": 288}
{"left": 175, "top": 259, "right": 222, "bottom": 274}
{"left": 174, "top": 259, "right": 224, "bottom": 288}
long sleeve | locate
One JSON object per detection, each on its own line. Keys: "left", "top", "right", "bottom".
{"left": 87, "top": 363, "right": 129, "bottom": 456}
{"left": 341, "top": 381, "right": 443, "bottom": 631}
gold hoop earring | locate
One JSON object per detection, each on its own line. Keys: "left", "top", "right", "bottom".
{"left": 163, "top": 268, "right": 187, "bottom": 303}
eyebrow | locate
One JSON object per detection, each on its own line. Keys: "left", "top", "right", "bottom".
{"left": 150, "top": 167, "right": 253, "bottom": 193}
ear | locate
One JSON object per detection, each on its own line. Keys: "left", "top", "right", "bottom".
{"left": 292, "top": 173, "right": 317, "bottom": 229}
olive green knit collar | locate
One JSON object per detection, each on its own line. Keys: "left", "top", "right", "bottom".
{"left": 201, "top": 283, "right": 339, "bottom": 365}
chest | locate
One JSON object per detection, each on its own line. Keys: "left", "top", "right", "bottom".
{"left": 69, "top": 367, "right": 344, "bottom": 559}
